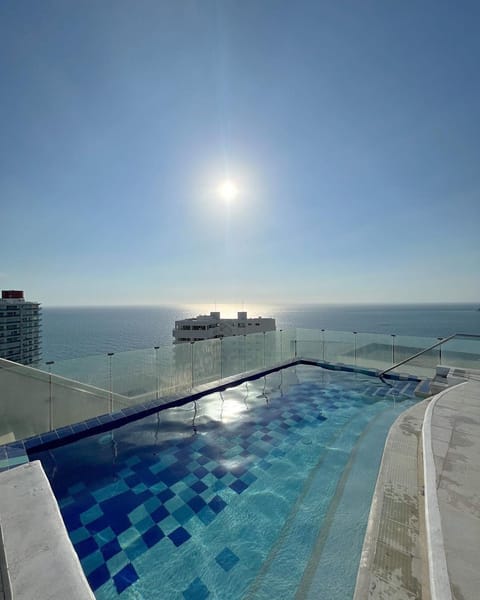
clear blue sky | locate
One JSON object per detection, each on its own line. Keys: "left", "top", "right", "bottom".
{"left": 1, "top": 1, "right": 479, "bottom": 306}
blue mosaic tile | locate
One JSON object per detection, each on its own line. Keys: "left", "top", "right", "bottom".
{"left": 158, "top": 488, "right": 175, "bottom": 503}
{"left": 188, "top": 495, "right": 206, "bottom": 513}
{"left": 168, "top": 526, "right": 191, "bottom": 547}
{"left": 208, "top": 495, "right": 227, "bottom": 514}
{"left": 151, "top": 505, "right": 169, "bottom": 523}
{"left": 101, "top": 538, "right": 122, "bottom": 561}
{"left": 25, "top": 363, "right": 420, "bottom": 598}
{"left": 87, "top": 564, "right": 110, "bottom": 590}
{"left": 113, "top": 563, "right": 139, "bottom": 594}
{"left": 23, "top": 436, "right": 42, "bottom": 449}
{"left": 194, "top": 465, "right": 208, "bottom": 479}
{"left": 71, "top": 422, "right": 89, "bottom": 433}
{"left": 172, "top": 504, "right": 195, "bottom": 525}
{"left": 197, "top": 506, "right": 216, "bottom": 525}
{"left": 212, "top": 479, "right": 227, "bottom": 492}
{"left": 230, "top": 479, "right": 248, "bottom": 494}
{"left": 98, "top": 414, "right": 114, "bottom": 424}
{"left": 75, "top": 536, "right": 98, "bottom": 559}
{"left": 55, "top": 425, "right": 74, "bottom": 438}
{"left": 142, "top": 525, "right": 165, "bottom": 548}
{"left": 191, "top": 480, "right": 208, "bottom": 494}
{"left": 215, "top": 547, "right": 239, "bottom": 572}
{"left": 125, "top": 536, "right": 148, "bottom": 562}
{"left": 39, "top": 431, "right": 59, "bottom": 444}
{"left": 183, "top": 577, "right": 209, "bottom": 600}
{"left": 5, "top": 446, "right": 25, "bottom": 458}
{"left": 88, "top": 515, "right": 110, "bottom": 534}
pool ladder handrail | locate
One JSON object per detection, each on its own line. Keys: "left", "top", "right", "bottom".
{"left": 378, "top": 332, "right": 480, "bottom": 377}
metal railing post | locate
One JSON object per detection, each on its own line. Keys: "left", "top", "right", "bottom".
{"left": 220, "top": 337, "right": 224, "bottom": 379}
{"left": 263, "top": 332, "right": 266, "bottom": 367}
{"left": 107, "top": 353, "right": 114, "bottom": 412}
{"left": 321, "top": 329, "right": 325, "bottom": 361}
{"left": 154, "top": 346, "right": 159, "bottom": 400}
{"left": 353, "top": 332, "right": 357, "bottom": 365}
{"left": 190, "top": 342, "right": 194, "bottom": 389}
{"left": 243, "top": 335, "right": 247, "bottom": 372}
{"left": 46, "top": 361, "right": 54, "bottom": 430}
{"left": 438, "top": 337, "right": 443, "bottom": 364}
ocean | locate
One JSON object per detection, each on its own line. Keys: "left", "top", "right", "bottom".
{"left": 41, "top": 303, "right": 480, "bottom": 362}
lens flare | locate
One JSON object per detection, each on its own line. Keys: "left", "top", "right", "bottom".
{"left": 218, "top": 179, "right": 239, "bottom": 202}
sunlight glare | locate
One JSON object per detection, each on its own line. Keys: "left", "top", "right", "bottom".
{"left": 218, "top": 179, "right": 239, "bottom": 203}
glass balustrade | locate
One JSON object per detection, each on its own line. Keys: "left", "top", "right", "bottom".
{"left": 440, "top": 335, "right": 480, "bottom": 371}
{"left": 4, "top": 329, "right": 480, "bottom": 443}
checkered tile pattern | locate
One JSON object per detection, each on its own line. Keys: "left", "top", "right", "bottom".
{"left": 32, "top": 368, "right": 417, "bottom": 597}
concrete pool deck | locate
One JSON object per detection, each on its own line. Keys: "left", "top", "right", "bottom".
{"left": 355, "top": 368, "right": 480, "bottom": 600}
{"left": 0, "top": 461, "right": 95, "bottom": 600}
{"left": 430, "top": 373, "right": 480, "bottom": 600}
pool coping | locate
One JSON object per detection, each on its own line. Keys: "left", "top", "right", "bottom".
{"left": 0, "top": 358, "right": 420, "bottom": 471}
{"left": 422, "top": 385, "right": 461, "bottom": 600}
{"left": 0, "top": 461, "right": 95, "bottom": 600}
{"left": 353, "top": 398, "right": 430, "bottom": 599}
{"left": 423, "top": 369, "right": 480, "bottom": 600}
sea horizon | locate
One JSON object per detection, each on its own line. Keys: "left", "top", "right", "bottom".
{"left": 40, "top": 302, "right": 480, "bottom": 363}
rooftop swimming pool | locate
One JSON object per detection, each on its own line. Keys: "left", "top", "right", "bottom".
{"left": 30, "top": 365, "right": 418, "bottom": 599}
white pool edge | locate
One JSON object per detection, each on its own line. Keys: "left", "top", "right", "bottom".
{"left": 0, "top": 461, "right": 95, "bottom": 600}
{"left": 421, "top": 384, "right": 467, "bottom": 600}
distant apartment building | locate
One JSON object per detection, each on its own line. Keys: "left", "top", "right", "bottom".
{"left": 173, "top": 311, "right": 276, "bottom": 344}
{"left": 0, "top": 290, "right": 42, "bottom": 365}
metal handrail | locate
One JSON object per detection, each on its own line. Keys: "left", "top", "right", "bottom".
{"left": 379, "top": 333, "right": 457, "bottom": 376}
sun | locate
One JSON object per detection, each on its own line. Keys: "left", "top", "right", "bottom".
{"left": 218, "top": 179, "right": 239, "bottom": 203}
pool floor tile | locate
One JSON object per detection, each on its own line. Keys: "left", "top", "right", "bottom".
{"left": 142, "top": 525, "right": 165, "bottom": 548}
{"left": 215, "top": 547, "right": 240, "bottom": 572}
{"left": 26, "top": 366, "right": 419, "bottom": 599}
{"left": 183, "top": 577, "right": 209, "bottom": 600}
{"left": 113, "top": 563, "right": 139, "bottom": 594}
{"left": 168, "top": 526, "right": 191, "bottom": 547}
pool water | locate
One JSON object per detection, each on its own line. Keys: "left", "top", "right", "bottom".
{"left": 31, "top": 365, "right": 418, "bottom": 599}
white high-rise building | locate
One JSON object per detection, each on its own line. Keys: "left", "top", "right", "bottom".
{"left": 173, "top": 311, "right": 276, "bottom": 344}
{"left": 0, "top": 290, "right": 42, "bottom": 365}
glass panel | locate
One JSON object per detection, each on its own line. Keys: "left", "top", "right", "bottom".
{"left": 324, "top": 330, "right": 355, "bottom": 364}
{"left": 441, "top": 336, "right": 480, "bottom": 371}
{"left": 244, "top": 333, "right": 264, "bottom": 371}
{"left": 388, "top": 335, "right": 438, "bottom": 378}
{"left": 221, "top": 336, "right": 246, "bottom": 378}
{"left": 52, "top": 375, "right": 111, "bottom": 429}
{"left": 48, "top": 354, "right": 109, "bottom": 391}
{"left": 355, "top": 333, "right": 395, "bottom": 371}
{"left": 264, "top": 330, "right": 280, "bottom": 367}
{"left": 280, "top": 329, "right": 297, "bottom": 360}
{"left": 295, "top": 328, "right": 324, "bottom": 360}
{"left": 110, "top": 349, "right": 156, "bottom": 398}
{"left": 166, "top": 343, "right": 192, "bottom": 395}
{"left": 0, "top": 358, "right": 50, "bottom": 440}
{"left": 193, "top": 338, "right": 221, "bottom": 387}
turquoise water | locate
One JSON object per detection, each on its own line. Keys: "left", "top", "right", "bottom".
{"left": 42, "top": 303, "right": 480, "bottom": 361}
{"left": 31, "top": 365, "right": 418, "bottom": 599}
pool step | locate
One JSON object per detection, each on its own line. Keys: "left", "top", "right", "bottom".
{"left": 242, "top": 399, "right": 408, "bottom": 599}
